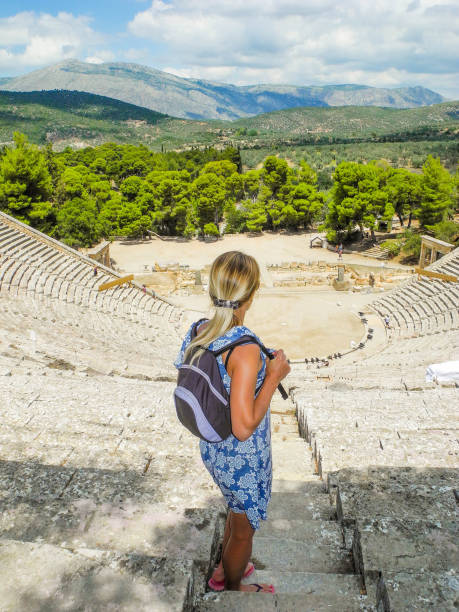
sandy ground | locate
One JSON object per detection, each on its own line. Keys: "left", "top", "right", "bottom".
{"left": 170, "top": 288, "right": 375, "bottom": 360}
{"left": 110, "top": 232, "right": 412, "bottom": 272}
{"left": 110, "top": 233, "right": 399, "bottom": 359}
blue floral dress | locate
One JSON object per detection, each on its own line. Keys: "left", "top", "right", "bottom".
{"left": 175, "top": 322, "right": 272, "bottom": 530}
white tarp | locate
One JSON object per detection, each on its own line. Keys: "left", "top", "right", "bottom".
{"left": 426, "top": 361, "right": 459, "bottom": 383}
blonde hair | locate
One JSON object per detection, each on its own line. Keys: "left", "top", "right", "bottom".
{"left": 184, "top": 251, "right": 260, "bottom": 363}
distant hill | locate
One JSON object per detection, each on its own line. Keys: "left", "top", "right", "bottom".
{"left": 0, "top": 60, "right": 445, "bottom": 120}
{"left": 0, "top": 90, "right": 457, "bottom": 153}
{"left": 0, "top": 90, "right": 169, "bottom": 147}
{"left": 232, "top": 103, "right": 459, "bottom": 141}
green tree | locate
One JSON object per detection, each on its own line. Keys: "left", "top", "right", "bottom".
{"left": 56, "top": 167, "right": 88, "bottom": 202}
{"left": 225, "top": 202, "right": 247, "bottom": 233}
{"left": 245, "top": 200, "right": 267, "bottom": 232}
{"left": 289, "top": 183, "right": 325, "bottom": 228}
{"left": 324, "top": 161, "right": 391, "bottom": 239}
{"left": 56, "top": 197, "right": 99, "bottom": 247}
{"left": 402, "top": 229, "right": 422, "bottom": 260}
{"left": 0, "top": 132, "right": 52, "bottom": 225}
{"left": 150, "top": 177, "right": 191, "bottom": 235}
{"left": 426, "top": 219, "right": 459, "bottom": 244}
{"left": 418, "top": 155, "right": 453, "bottom": 227}
{"left": 201, "top": 160, "right": 237, "bottom": 178}
{"left": 386, "top": 169, "right": 422, "bottom": 227}
{"left": 262, "top": 156, "right": 291, "bottom": 198}
{"left": 120, "top": 176, "right": 144, "bottom": 201}
{"left": 243, "top": 170, "right": 261, "bottom": 201}
{"left": 298, "top": 161, "right": 318, "bottom": 186}
{"left": 192, "top": 173, "right": 226, "bottom": 233}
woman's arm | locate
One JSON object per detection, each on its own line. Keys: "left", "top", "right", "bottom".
{"left": 228, "top": 344, "right": 290, "bottom": 441}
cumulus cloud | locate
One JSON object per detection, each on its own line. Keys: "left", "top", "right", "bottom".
{"left": 128, "top": 0, "right": 459, "bottom": 97}
{"left": 0, "top": 11, "right": 105, "bottom": 71}
{"left": 86, "top": 51, "right": 116, "bottom": 64}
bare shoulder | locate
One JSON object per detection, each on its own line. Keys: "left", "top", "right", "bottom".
{"left": 227, "top": 342, "right": 261, "bottom": 376}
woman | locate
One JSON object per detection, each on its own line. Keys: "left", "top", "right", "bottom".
{"left": 175, "top": 251, "right": 290, "bottom": 593}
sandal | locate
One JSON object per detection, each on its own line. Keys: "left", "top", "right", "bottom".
{"left": 208, "top": 562, "right": 255, "bottom": 591}
{"left": 251, "top": 583, "right": 276, "bottom": 593}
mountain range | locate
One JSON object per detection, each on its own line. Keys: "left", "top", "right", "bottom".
{"left": 0, "top": 60, "right": 444, "bottom": 121}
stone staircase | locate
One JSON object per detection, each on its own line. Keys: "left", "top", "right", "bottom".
{"left": 356, "top": 244, "right": 390, "bottom": 260}
{"left": 0, "top": 356, "right": 226, "bottom": 611}
{"left": 196, "top": 395, "right": 374, "bottom": 611}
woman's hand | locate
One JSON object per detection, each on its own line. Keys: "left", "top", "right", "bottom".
{"left": 266, "top": 349, "right": 290, "bottom": 383}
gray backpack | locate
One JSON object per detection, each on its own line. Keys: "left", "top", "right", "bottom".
{"left": 174, "top": 319, "right": 287, "bottom": 443}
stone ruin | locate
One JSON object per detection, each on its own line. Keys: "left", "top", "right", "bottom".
{"left": 0, "top": 209, "right": 457, "bottom": 610}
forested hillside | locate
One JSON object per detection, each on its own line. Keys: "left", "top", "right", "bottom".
{"left": 0, "top": 91, "right": 457, "bottom": 172}
{"left": 0, "top": 134, "right": 457, "bottom": 254}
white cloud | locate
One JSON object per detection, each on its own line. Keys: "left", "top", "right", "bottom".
{"left": 0, "top": 11, "right": 104, "bottom": 71}
{"left": 86, "top": 51, "right": 116, "bottom": 64}
{"left": 128, "top": 0, "right": 459, "bottom": 97}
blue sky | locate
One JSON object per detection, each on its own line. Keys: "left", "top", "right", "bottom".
{"left": 0, "top": 1, "right": 458, "bottom": 98}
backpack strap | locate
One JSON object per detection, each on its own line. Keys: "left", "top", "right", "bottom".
{"left": 191, "top": 318, "right": 208, "bottom": 339}
{"left": 212, "top": 335, "right": 288, "bottom": 400}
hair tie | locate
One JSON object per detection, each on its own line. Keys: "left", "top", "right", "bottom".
{"left": 212, "top": 296, "right": 240, "bottom": 309}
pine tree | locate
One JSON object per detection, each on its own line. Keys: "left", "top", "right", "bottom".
{"left": 0, "top": 132, "right": 52, "bottom": 225}
{"left": 418, "top": 155, "right": 453, "bottom": 227}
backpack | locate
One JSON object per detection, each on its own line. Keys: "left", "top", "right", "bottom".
{"left": 174, "top": 319, "right": 287, "bottom": 443}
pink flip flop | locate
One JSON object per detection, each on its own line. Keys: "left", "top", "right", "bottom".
{"left": 208, "top": 562, "right": 255, "bottom": 591}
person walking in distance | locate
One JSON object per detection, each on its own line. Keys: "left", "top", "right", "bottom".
{"left": 175, "top": 251, "right": 290, "bottom": 593}
{"left": 338, "top": 243, "right": 343, "bottom": 260}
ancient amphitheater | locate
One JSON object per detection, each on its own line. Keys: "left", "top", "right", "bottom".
{"left": 0, "top": 209, "right": 457, "bottom": 611}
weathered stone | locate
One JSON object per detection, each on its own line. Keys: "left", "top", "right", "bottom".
{"left": 353, "top": 517, "right": 458, "bottom": 577}
{"left": 196, "top": 582, "right": 375, "bottom": 612}
{"left": 258, "top": 518, "right": 342, "bottom": 547}
{"left": 0, "top": 498, "right": 224, "bottom": 563}
{"left": 252, "top": 537, "right": 352, "bottom": 574}
{"left": 376, "top": 570, "right": 458, "bottom": 612}
{"left": 334, "top": 467, "right": 458, "bottom": 523}
{"left": 0, "top": 539, "right": 194, "bottom": 612}
{"left": 267, "top": 491, "right": 334, "bottom": 521}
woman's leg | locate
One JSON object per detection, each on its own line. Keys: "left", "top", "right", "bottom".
{"left": 211, "top": 510, "right": 252, "bottom": 583}
{"left": 211, "top": 511, "right": 232, "bottom": 581}
{"left": 223, "top": 511, "right": 273, "bottom": 592}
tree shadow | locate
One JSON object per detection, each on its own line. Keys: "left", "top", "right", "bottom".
{"left": 0, "top": 458, "right": 224, "bottom": 611}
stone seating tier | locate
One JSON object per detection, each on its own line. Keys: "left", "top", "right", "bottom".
{"left": 369, "top": 246, "right": 459, "bottom": 337}
{"left": 0, "top": 214, "right": 182, "bottom": 332}
{"left": 288, "top": 325, "right": 458, "bottom": 611}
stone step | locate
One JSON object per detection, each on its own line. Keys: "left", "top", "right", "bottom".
{"left": 267, "top": 490, "right": 335, "bottom": 521}
{"left": 251, "top": 537, "right": 352, "bottom": 574}
{"left": 0, "top": 538, "right": 194, "bottom": 612}
{"left": 333, "top": 469, "right": 457, "bottom": 523}
{"left": 198, "top": 574, "right": 375, "bottom": 611}
{"left": 271, "top": 422, "right": 299, "bottom": 435}
{"left": 258, "top": 518, "right": 342, "bottom": 548}
{"left": 272, "top": 444, "right": 316, "bottom": 481}
{"left": 271, "top": 479, "right": 325, "bottom": 494}
{"left": 0, "top": 496, "right": 224, "bottom": 564}
{"left": 376, "top": 570, "right": 457, "bottom": 612}
{"left": 353, "top": 517, "right": 458, "bottom": 578}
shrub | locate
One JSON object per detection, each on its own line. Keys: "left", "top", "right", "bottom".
{"left": 402, "top": 230, "right": 422, "bottom": 259}
{"left": 203, "top": 222, "right": 220, "bottom": 237}
{"left": 380, "top": 239, "right": 402, "bottom": 257}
